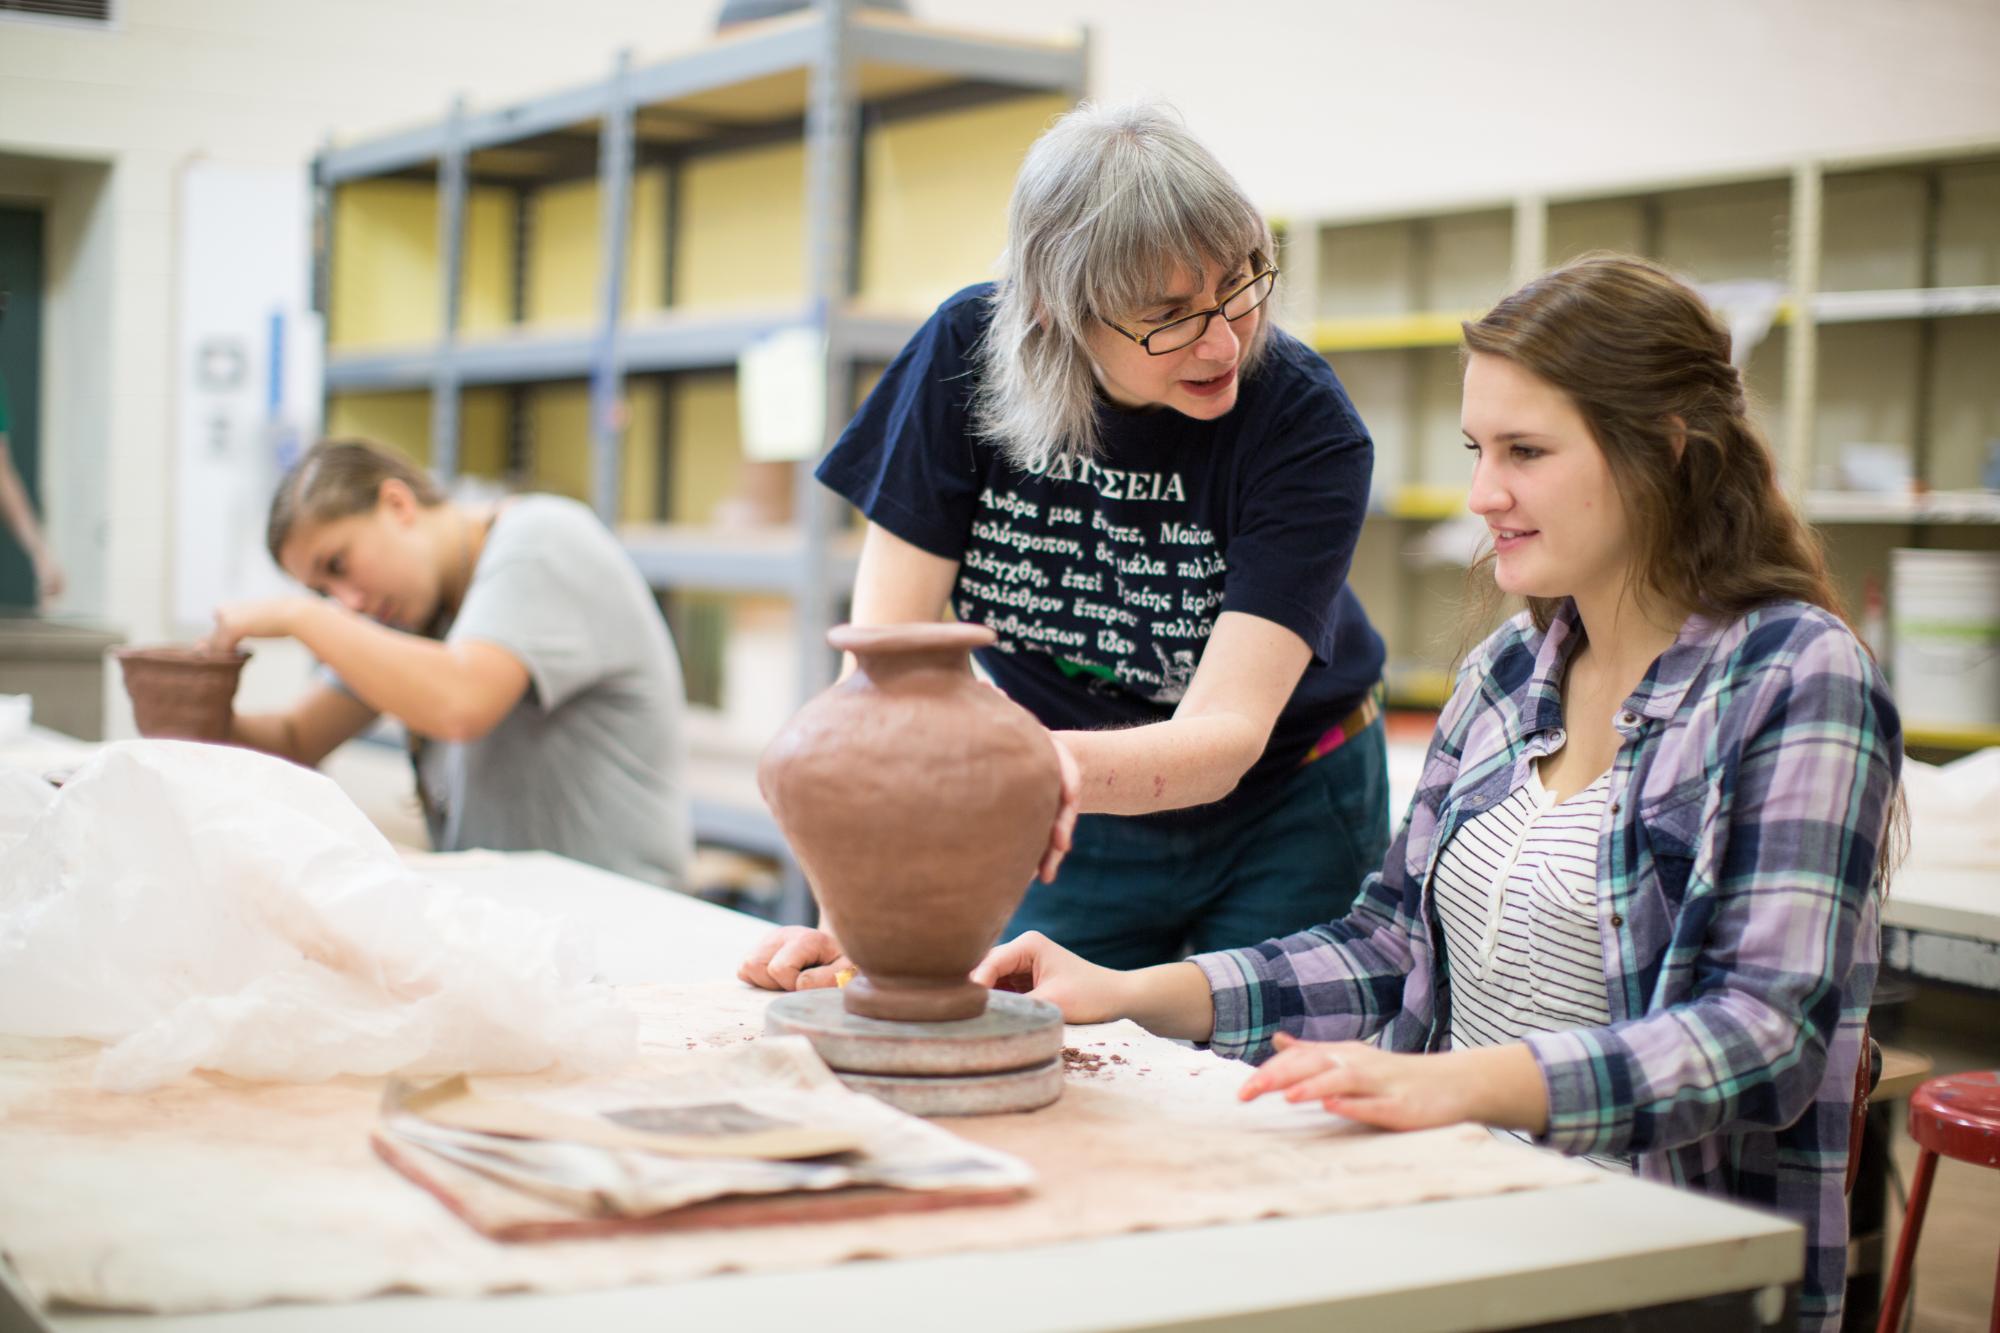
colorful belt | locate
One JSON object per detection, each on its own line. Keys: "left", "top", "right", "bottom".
{"left": 1300, "top": 681, "right": 1385, "bottom": 766}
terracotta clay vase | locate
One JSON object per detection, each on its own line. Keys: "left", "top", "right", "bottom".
{"left": 759, "top": 623, "right": 1060, "bottom": 1023}
{"left": 114, "top": 646, "right": 250, "bottom": 742}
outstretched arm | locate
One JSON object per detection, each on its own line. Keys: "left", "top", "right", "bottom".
{"left": 206, "top": 598, "right": 530, "bottom": 744}
{"left": 1054, "top": 610, "right": 1311, "bottom": 815}
{"left": 232, "top": 681, "right": 379, "bottom": 767}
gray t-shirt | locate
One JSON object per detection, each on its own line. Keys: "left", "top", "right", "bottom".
{"left": 412, "top": 495, "right": 691, "bottom": 887}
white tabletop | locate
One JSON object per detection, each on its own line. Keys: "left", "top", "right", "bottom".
{"left": 1883, "top": 865, "right": 2000, "bottom": 947}
{"left": 54, "top": 1177, "right": 1797, "bottom": 1333}
{"left": 17, "top": 848, "right": 1801, "bottom": 1333}
{"left": 1881, "top": 864, "right": 2000, "bottom": 991}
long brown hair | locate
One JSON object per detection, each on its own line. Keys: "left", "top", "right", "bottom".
{"left": 1463, "top": 252, "right": 1842, "bottom": 631}
{"left": 1461, "top": 252, "right": 1904, "bottom": 885}
{"left": 266, "top": 438, "right": 445, "bottom": 564}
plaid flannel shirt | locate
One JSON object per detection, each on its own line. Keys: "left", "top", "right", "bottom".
{"left": 1192, "top": 599, "right": 1899, "bottom": 1332}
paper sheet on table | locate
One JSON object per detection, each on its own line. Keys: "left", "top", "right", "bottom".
{"left": 0, "top": 739, "right": 635, "bottom": 1091}
{"left": 380, "top": 1036, "right": 1032, "bottom": 1220}
{"left": 401, "top": 1072, "right": 863, "bottom": 1162}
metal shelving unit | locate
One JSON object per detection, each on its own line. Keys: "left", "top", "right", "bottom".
{"left": 1285, "top": 143, "right": 2000, "bottom": 739}
{"left": 310, "top": 2, "right": 1087, "bottom": 916}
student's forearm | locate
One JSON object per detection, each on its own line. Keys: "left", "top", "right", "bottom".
{"left": 230, "top": 711, "right": 304, "bottom": 762}
{"left": 1447, "top": 1044, "right": 1551, "bottom": 1134}
{"left": 1117, "top": 961, "right": 1217, "bottom": 1043}
{"left": 287, "top": 602, "right": 484, "bottom": 740}
{"left": 1054, "top": 714, "right": 1263, "bottom": 815}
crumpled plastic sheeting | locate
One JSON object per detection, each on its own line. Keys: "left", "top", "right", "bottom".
{"left": 0, "top": 740, "right": 635, "bottom": 1091}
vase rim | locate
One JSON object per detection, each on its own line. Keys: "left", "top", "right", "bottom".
{"left": 113, "top": 645, "right": 251, "bottom": 666}
{"left": 826, "top": 623, "right": 995, "bottom": 656}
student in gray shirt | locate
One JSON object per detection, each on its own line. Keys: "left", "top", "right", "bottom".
{"left": 208, "top": 438, "right": 691, "bottom": 889}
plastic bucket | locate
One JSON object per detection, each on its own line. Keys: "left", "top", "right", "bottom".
{"left": 1892, "top": 548, "right": 2000, "bottom": 729}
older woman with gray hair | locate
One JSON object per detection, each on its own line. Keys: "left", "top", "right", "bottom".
{"left": 742, "top": 101, "right": 1387, "bottom": 986}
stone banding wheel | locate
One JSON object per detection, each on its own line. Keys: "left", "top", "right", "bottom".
{"left": 830, "top": 1059, "right": 1063, "bottom": 1118}
{"left": 765, "top": 988, "right": 1063, "bottom": 1077}
{"left": 765, "top": 988, "right": 1065, "bottom": 1113}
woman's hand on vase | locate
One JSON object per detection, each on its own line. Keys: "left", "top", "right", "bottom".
{"left": 1037, "top": 732, "right": 1081, "bottom": 883}
{"left": 737, "top": 925, "right": 851, "bottom": 992}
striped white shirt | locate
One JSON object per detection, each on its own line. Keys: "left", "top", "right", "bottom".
{"left": 1433, "top": 761, "right": 1631, "bottom": 1171}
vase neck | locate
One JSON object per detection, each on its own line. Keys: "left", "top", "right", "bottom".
{"left": 848, "top": 647, "right": 974, "bottom": 688}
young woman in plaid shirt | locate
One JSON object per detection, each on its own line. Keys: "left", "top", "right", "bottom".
{"left": 976, "top": 253, "right": 1903, "bottom": 1332}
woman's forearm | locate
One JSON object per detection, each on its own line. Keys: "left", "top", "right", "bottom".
{"left": 1117, "top": 961, "right": 1218, "bottom": 1043}
{"left": 1055, "top": 714, "right": 1263, "bottom": 816}
{"left": 230, "top": 711, "right": 304, "bottom": 762}
{"left": 1448, "top": 1043, "right": 1551, "bottom": 1134}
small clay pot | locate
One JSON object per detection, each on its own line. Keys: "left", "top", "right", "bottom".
{"left": 759, "top": 623, "right": 1060, "bottom": 1023}
{"left": 114, "top": 646, "right": 250, "bottom": 742}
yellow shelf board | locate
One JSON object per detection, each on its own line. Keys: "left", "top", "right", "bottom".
{"left": 1310, "top": 300, "right": 1796, "bottom": 356}
{"left": 1373, "top": 485, "right": 1468, "bottom": 521}
{"left": 1904, "top": 723, "right": 2000, "bottom": 752}
{"left": 1384, "top": 667, "right": 1454, "bottom": 710}
{"left": 1310, "top": 310, "right": 1484, "bottom": 352}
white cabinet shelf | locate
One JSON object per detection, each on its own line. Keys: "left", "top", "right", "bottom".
{"left": 1813, "top": 285, "right": 2000, "bottom": 324}
{"left": 1804, "top": 491, "right": 2000, "bottom": 524}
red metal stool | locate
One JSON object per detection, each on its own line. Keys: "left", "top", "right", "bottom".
{"left": 1876, "top": 1070, "right": 2000, "bottom": 1333}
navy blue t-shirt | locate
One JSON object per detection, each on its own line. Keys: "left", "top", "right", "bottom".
{"left": 818, "top": 283, "right": 1385, "bottom": 825}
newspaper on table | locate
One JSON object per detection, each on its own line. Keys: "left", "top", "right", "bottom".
{"left": 375, "top": 1034, "right": 1034, "bottom": 1230}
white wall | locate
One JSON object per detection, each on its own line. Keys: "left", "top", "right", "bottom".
{"left": 0, "top": 0, "right": 1996, "bottom": 657}
{"left": 0, "top": 0, "right": 724, "bottom": 644}
{"left": 932, "top": 0, "right": 2000, "bottom": 220}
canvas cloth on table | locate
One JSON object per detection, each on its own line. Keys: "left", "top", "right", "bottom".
{"left": 0, "top": 983, "right": 1600, "bottom": 1315}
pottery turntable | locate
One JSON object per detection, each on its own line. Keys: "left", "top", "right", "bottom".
{"left": 766, "top": 988, "right": 1063, "bottom": 1116}
{"left": 757, "top": 621, "right": 1068, "bottom": 1117}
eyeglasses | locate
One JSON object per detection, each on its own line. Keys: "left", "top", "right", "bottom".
{"left": 1099, "top": 257, "right": 1279, "bottom": 356}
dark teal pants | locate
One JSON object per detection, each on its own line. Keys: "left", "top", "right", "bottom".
{"left": 1003, "top": 718, "right": 1391, "bottom": 968}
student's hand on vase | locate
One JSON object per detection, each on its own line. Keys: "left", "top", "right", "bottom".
{"left": 31, "top": 548, "right": 64, "bottom": 607}
{"left": 737, "top": 925, "right": 851, "bottom": 992}
{"left": 202, "top": 597, "right": 310, "bottom": 655}
{"left": 1236, "top": 1032, "right": 1475, "bottom": 1130}
{"left": 1037, "top": 732, "right": 1081, "bottom": 883}
{"left": 971, "top": 929, "right": 1127, "bottom": 1025}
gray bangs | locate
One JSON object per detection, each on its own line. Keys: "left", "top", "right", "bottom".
{"left": 970, "top": 101, "right": 1276, "bottom": 475}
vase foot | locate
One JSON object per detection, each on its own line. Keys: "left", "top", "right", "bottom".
{"left": 842, "top": 974, "right": 988, "bottom": 1023}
